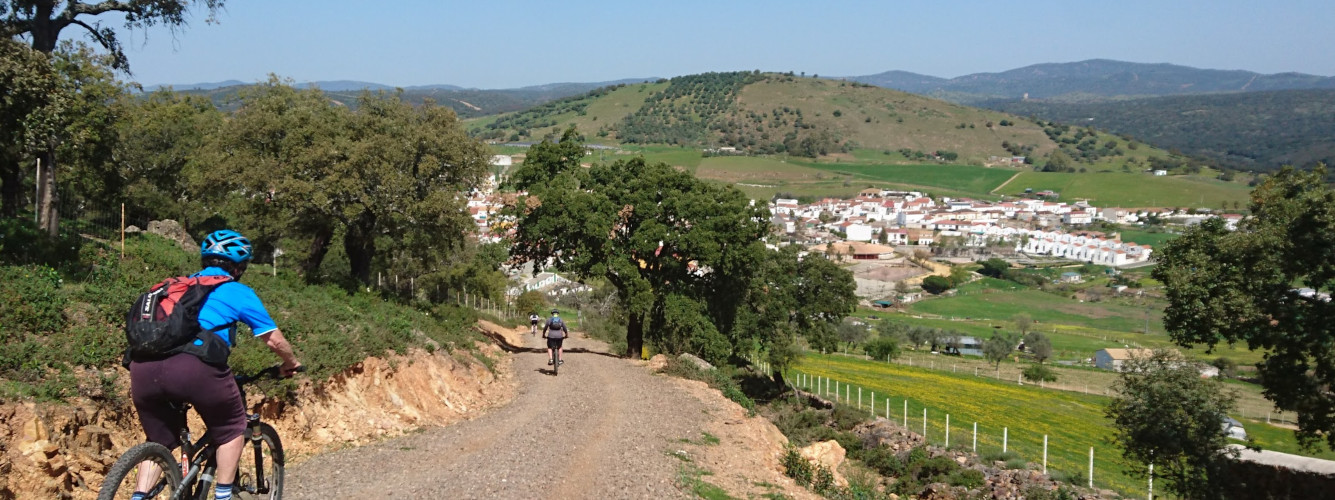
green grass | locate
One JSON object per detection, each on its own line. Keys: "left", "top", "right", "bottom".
{"left": 796, "top": 161, "right": 1016, "bottom": 197}
{"left": 1005, "top": 171, "right": 1251, "bottom": 208}
{"left": 792, "top": 353, "right": 1135, "bottom": 495}
{"left": 791, "top": 352, "right": 1335, "bottom": 498}
{"left": 909, "top": 279, "right": 1163, "bottom": 334}
{"left": 1115, "top": 227, "right": 1179, "bottom": 248}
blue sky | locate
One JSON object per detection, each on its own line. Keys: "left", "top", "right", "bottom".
{"left": 94, "top": 0, "right": 1335, "bottom": 89}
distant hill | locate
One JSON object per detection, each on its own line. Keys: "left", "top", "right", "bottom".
{"left": 167, "top": 77, "right": 658, "bottom": 118}
{"left": 991, "top": 89, "right": 1335, "bottom": 170}
{"left": 847, "top": 59, "right": 1335, "bottom": 104}
{"left": 468, "top": 72, "right": 1190, "bottom": 170}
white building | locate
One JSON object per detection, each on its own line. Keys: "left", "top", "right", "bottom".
{"left": 845, "top": 223, "right": 873, "bottom": 242}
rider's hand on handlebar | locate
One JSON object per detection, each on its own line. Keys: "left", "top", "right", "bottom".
{"left": 280, "top": 361, "right": 304, "bottom": 378}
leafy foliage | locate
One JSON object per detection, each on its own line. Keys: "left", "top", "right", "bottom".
{"left": 1155, "top": 166, "right": 1335, "bottom": 448}
{"left": 997, "top": 89, "right": 1335, "bottom": 170}
{"left": 616, "top": 72, "right": 762, "bottom": 146}
{"left": 508, "top": 130, "right": 854, "bottom": 363}
{"left": 1105, "top": 350, "right": 1241, "bottom": 499}
{"left": 196, "top": 78, "right": 489, "bottom": 285}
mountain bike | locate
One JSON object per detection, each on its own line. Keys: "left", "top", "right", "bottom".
{"left": 98, "top": 365, "right": 302, "bottom": 500}
{"left": 551, "top": 343, "right": 560, "bottom": 376}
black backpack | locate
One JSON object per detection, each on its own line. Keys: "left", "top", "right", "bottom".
{"left": 124, "top": 275, "right": 234, "bottom": 366}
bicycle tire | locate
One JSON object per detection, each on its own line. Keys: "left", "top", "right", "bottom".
{"left": 552, "top": 349, "right": 559, "bottom": 376}
{"left": 98, "top": 441, "right": 182, "bottom": 500}
{"left": 235, "top": 422, "right": 285, "bottom": 500}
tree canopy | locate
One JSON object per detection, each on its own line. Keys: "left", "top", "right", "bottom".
{"left": 507, "top": 129, "right": 855, "bottom": 364}
{"left": 196, "top": 78, "right": 489, "bottom": 285}
{"left": 1106, "top": 350, "right": 1240, "bottom": 499}
{"left": 1, "top": 0, "right": 225, "bottom": 69}
{"left": 1154, "top": 165, "right": 1335, "bottom": 448}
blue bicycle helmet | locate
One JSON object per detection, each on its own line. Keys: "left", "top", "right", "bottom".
{"left": 201, "top": 229, "right": 253, "bottom": 263}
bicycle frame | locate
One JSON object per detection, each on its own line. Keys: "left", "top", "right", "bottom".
{"left": 166, "top": 370, "right": 276, "bottom": 500}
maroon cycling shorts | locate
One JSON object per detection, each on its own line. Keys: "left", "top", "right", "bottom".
{"left": 129, "top": 353, "right": 247, "bottom": 449}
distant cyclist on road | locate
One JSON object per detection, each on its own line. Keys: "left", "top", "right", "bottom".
{"left": 127, "top": 230, "right": 301, "bottom": 500}
{"left": 542, "top": 309, "right": 569, "bottom": 366}
{"left": 529, "top": 312, "right": 541, "bottom": 336}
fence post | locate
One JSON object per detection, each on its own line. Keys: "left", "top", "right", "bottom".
{"left": 922, "top": 408, "right": 927, "bottom": 437}
{"left": 1148, "top": 462, "right": 1154, "bottom": 500}
{"left": 870, "top": 391, "right": 875, "bottom": 416}
{"left": 858, "top": 387, "right": 862, "bottom": 410}
{"left": 885, "top": 399, "right": 890, "bottom": 419}
{"left": 120, "top": 203, "right": 125, "bottom": 259}
{"left": 835, "top": 380, "right": 839, "bottom": 402}
{"left": 903, "top": 400, "right": 908, "bottom": 427}
{"left": 1043, "top": 435, "right": 1048, "bottom": 474}
{"left": 1089, "top": 447, "right": 1095, "bottom": 489}
{"left": 1003, "top": 427, "right": 1008, "bottom": 453}
{"left": 945, "top": 414, "right": 950, "bottom": 448}
{"left": 846, "top": 385, "right": 850, "bottom": 403}
{"left": 973, "top": 422, "right": 977, "bottom": 452}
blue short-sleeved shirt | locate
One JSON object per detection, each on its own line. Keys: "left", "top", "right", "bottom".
{"left": 190, "top": 267, "right": 279, "bottom": 345}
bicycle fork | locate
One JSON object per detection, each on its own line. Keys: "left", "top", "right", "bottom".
{"left": 238, "top": 415, "right": 270, "bottom": 495}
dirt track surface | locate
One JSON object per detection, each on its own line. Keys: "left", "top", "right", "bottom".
{"left": 285, "top": 330, "right": 708, "bottom": 499}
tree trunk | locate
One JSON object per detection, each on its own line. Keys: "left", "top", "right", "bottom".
{"left": 343, "top": 213, "right": 377, "bottom": 285}
{"left": 625, "top": 312, "right": 644, "bottom": 359}
{"left": 37, "top": 151, "right": 58, "bottom": 237}
{"left": 300, "top": 222, "right": 336, "bottom": 278}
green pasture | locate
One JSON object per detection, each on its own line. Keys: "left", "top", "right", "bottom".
{"left": 792, "top": 353, "right": 1136, "bottom": 496}
{"left": 908, "top": 279, "right": 1163, "bottom": 334}
{"left": 792, "top": 353, "right": 1335, "bottom": 497}
{"left": 1114, "top": 227, "right": 1179, "bottom": 248}
{"left": 1005, "top": 171, "right": 1251, "bottom": 208}
{"left": 797, "top": 161, "right": 1015, "bottom": 197}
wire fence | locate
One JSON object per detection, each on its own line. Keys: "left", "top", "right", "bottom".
{"left": 820, "top": 348, "right": 1298, "bottom": 427}
{"left": 752, "top": 359, "right": 1142, "bottom": 496}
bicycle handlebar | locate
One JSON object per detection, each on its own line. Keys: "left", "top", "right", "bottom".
{"left": 235, "top": 365, "right": 305, "bottom": 385}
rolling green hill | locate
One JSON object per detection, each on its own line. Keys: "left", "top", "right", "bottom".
{"left": 990, "top": 89, "right": 1335, "bottom": 171}
{"left": 473, "top": 72, "right": 1254, "bottom": 208}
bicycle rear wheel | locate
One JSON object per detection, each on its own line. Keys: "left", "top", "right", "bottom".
{"left": 235, "top": 422, "right": 285, "bottom": 500}
{"left": 97, "top": 442, "right": 182, "bottom": 500}
{"left": 552, "top": 348, "right": 559, "bottom": 376}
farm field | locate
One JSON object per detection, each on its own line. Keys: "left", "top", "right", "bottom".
{"left": 694, "top": 156, "right": 993, "bottom": 201}
{"left": 796, "top": 161, "right": 1017, "bottom": 197}
{"left": 1115, "top": 227, "right": 1179, "bottom": 248}
{"left": 1004, "top": 171, "right": 1251, "bottom": 208}
{"left": 792, "top": 353, "right": 1333, "bottom": 497}
{"left": 792, "top": 353, "right": 1135, "bottom": 495}
{"left": 908, "top": 280, "right": 1162, "bottom": 334}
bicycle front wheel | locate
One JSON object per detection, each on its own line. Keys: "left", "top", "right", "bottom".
{"left": 235, "top": 422, "right": 285, "bottom": 500}
{"left": 98, "top": 442, "right": 182, "bottom": 500}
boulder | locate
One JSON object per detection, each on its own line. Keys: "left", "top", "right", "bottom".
{"left": 799, "top": 439, "right": 848, "bottom": 487}
{"left": 146, "top": 220, "right": 196, "bottom": 253}
{"left": 124, "top": 225, "right": 141, "bottom": 233}
{"left": 678, "top": 353, "right": 715, "bottom": 371}
{"left": 647, "top": 354, "right": 669, "bottom": 372}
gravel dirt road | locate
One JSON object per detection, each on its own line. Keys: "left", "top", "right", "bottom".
{"left": 285, "top": 328, "right": 714, "bottom": 498}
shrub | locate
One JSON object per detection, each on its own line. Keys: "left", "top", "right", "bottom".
{"left": 0, "top": 265, "right": 66, "bottom": 336}
{"left": 1022, "top": 363, "right": 1058, "bottom": 383}
{"left": 863, "top": 335, "right": 901, "bottom": 361}
{"left": 946, "top": 468, "right": 985, "bottom": 488}
{"left": 782, "top": 448, "right": 814, "bottom": 486}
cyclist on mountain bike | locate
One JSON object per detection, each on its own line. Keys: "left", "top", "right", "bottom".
{"left": 542, "top": 309, "right": 568, "bottom": 366}
{"left": 529, "top": 312, "right": 541, "bottom": 336}
{"left": 128, "top": 230, "right": 302, "bottom": 500}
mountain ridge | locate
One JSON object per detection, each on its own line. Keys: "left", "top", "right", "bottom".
{"left": 844, "top": 59, "right": 1335, "bottom": 104}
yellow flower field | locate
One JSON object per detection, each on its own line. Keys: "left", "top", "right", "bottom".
{"left": 793, "top": 353, "right": 1140, "bottom": 496}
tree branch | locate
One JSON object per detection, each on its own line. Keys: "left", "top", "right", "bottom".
{"left": 68, "top": 19, "right": 113, "bottom": 48}
{"left": 66, "top": 1, "right": 134, "bottom": 19}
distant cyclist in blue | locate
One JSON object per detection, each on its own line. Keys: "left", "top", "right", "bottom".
{"left": 128, "top": 230, "right": 302, "bottom": 500}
